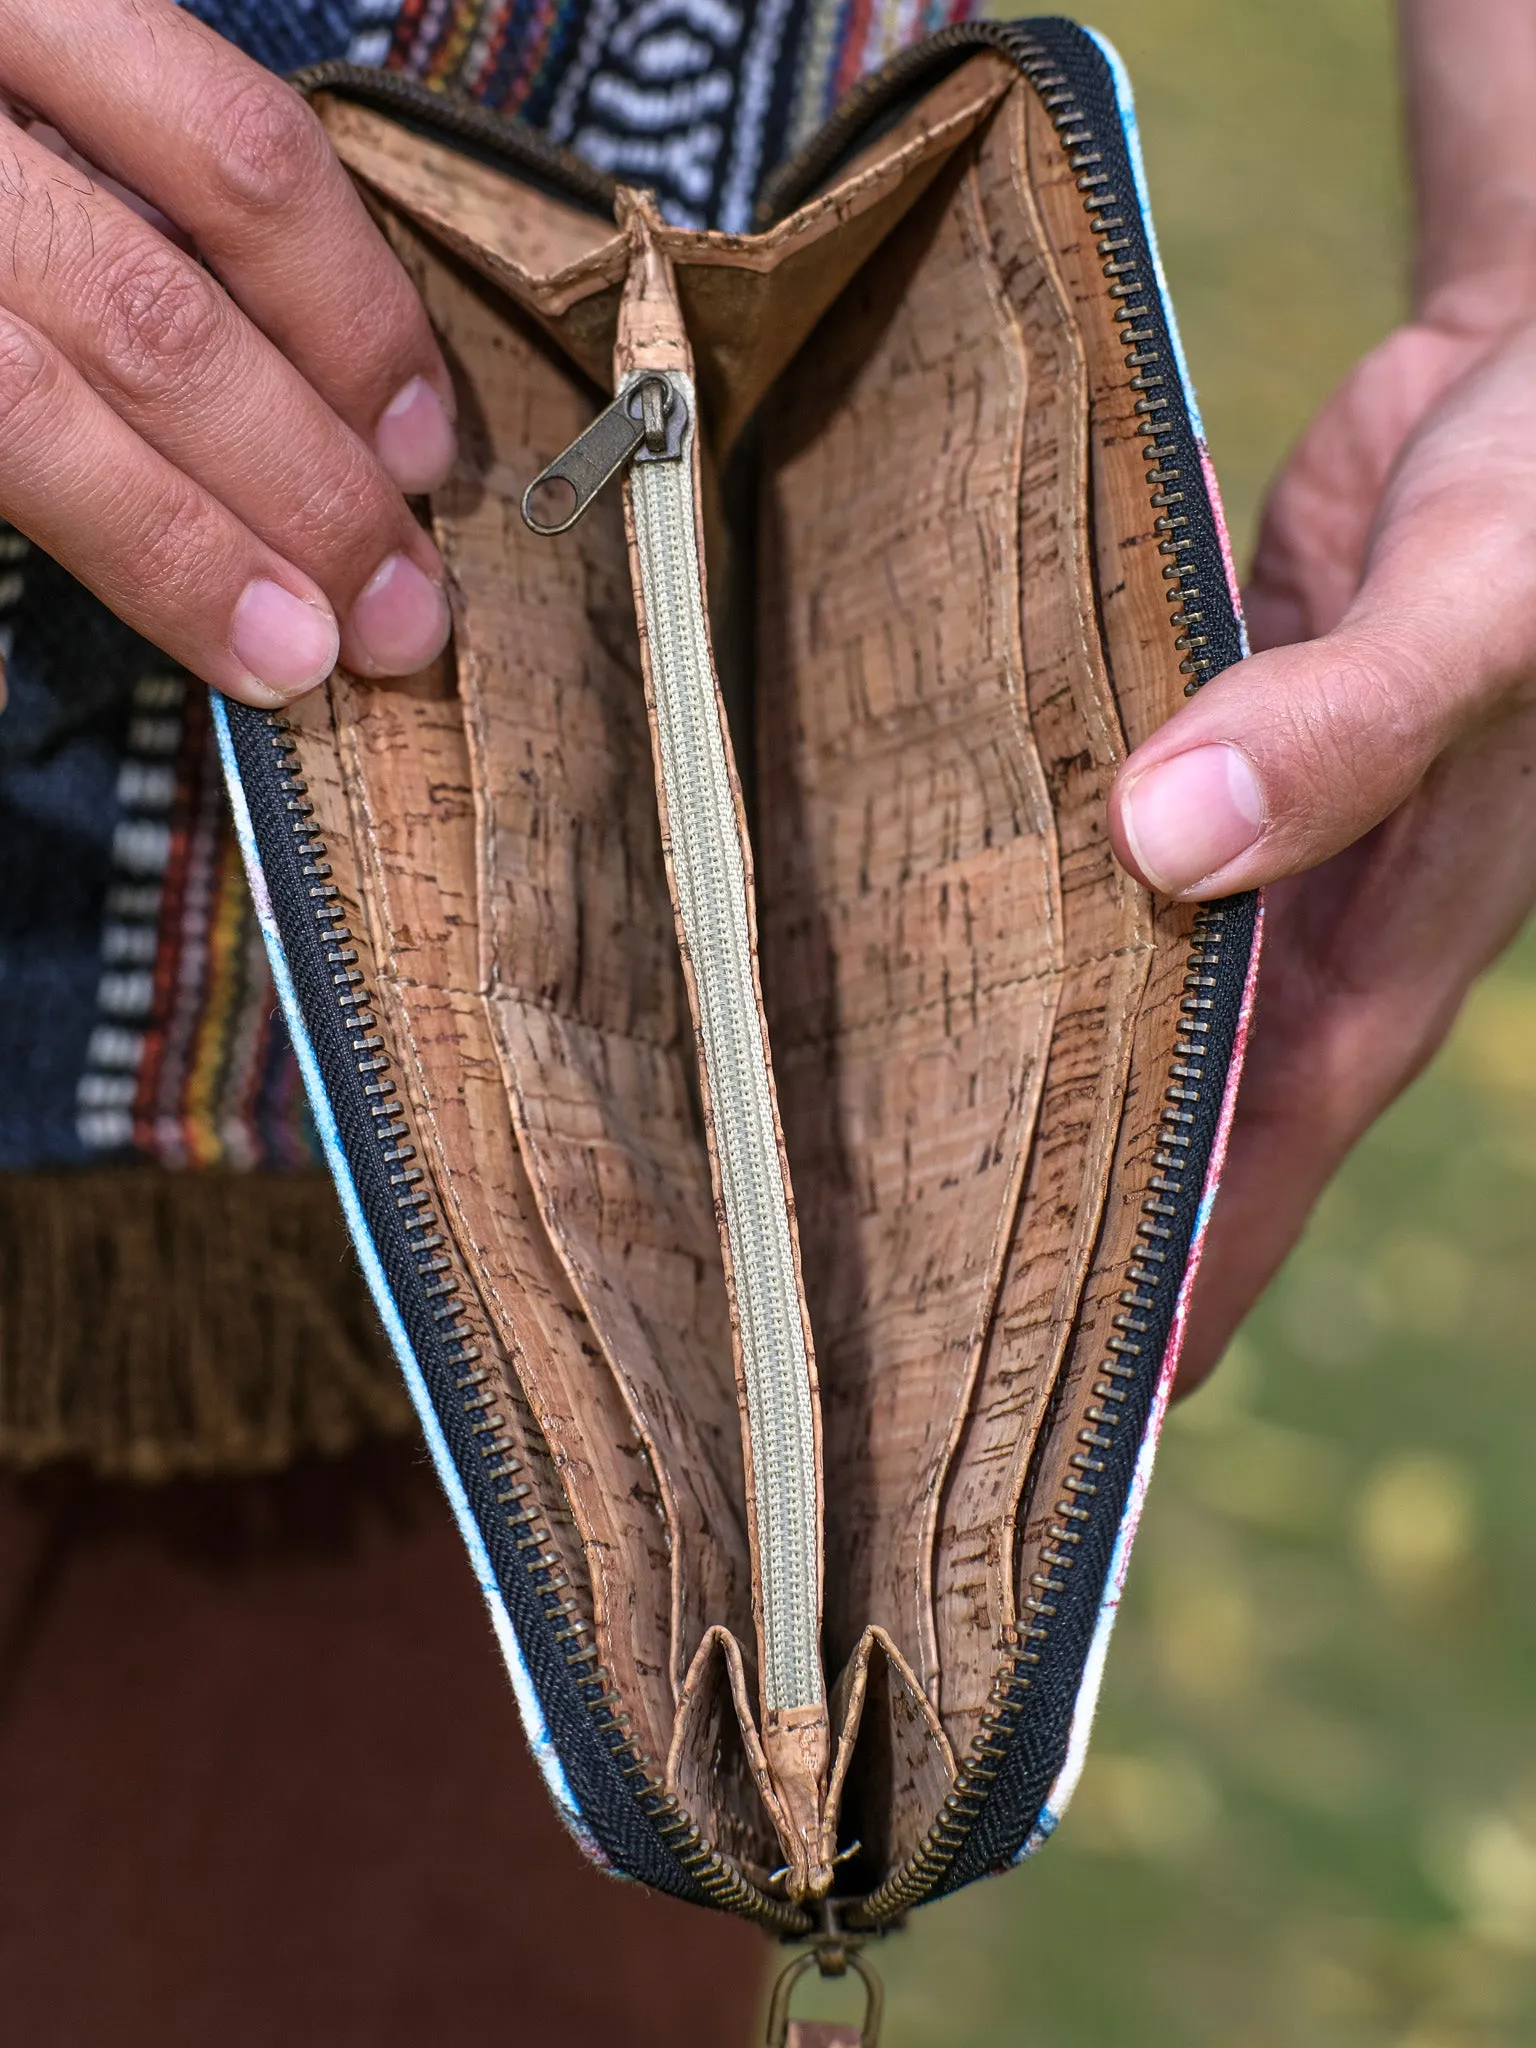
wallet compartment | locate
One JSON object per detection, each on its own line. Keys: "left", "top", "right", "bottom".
{"left": 217, "top": 22, "right": 1261, "bottom": 1931}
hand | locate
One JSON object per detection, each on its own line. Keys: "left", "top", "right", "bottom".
{"left": 0, "top": 0, "right": 458, "bottom": 708}
{"left": 1107, "top": 300, "right": 1536, "bottom": 1391}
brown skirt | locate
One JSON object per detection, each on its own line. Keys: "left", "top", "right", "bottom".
{"left": 0, "top": 1441, "right": 768, "bottom": 2043}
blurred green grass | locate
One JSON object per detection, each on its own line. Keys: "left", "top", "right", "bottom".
{"left": 836, "top": 6, "right": 1536, "bottom": 2043}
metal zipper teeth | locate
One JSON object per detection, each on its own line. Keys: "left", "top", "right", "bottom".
{"left": 847, "top": 39, "right": 1235, "bottom": 1926}
{"left": 767, "top": 26, "right": 1215, "bottom": 692}
{"left": 288, "top": 61, "right": 618, "bottom": 216}
{"left": 627, "top": 373, "right": 822, "bottom": 1718}
{"left": 847, "top": 905, "right": 1230, "bottom": 1927}
{"left": 259, "top": 712, "right": 810, "bottom": 1937}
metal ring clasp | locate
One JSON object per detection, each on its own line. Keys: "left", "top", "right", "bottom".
{"left": 765, "top": 1936, "right": 884, "bottom": 2048}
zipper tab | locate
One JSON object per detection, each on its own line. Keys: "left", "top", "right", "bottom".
{"left": 521, "top": 372, "right": 684, "bottom": 535}
{"left": 766, "top": 1913, "right": 885, "bottom": 2048}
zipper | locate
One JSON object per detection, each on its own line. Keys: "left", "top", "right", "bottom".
{"left": 288, "top": 59, "right": 618, "bottom": 217}
{"left": 525, "top": 371, "right": 824, "bottom": 1729}
{"left": 241, "top": 707, "right": 812, "bottom": 1934}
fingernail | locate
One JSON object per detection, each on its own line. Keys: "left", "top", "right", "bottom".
{"left": 375, "top": 377, "right": 457, "bottom": 494}
{"left": 231, "top": 578, "right": 339, "bottom": 698}
{"left": 349, "top": 552, "right": 451, "bottom": 674}
{"left": 1120, "top": 743, "right": 1266, "bottom": 895}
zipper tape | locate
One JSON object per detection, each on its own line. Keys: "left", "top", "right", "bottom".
{"left": 623, "top": 369, "right": 823, "bottom": 1719}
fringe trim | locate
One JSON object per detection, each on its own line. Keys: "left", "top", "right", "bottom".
{"left": 0, "top": 1170, "right": 414, "bottom": 1482}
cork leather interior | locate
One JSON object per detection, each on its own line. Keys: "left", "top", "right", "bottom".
{"left": 283, "top": 57, "right": 1202, "bottom": 1907}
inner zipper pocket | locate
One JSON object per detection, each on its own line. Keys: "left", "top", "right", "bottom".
{"left": 525, "top": 357, "right": 829, "bottom": 1893}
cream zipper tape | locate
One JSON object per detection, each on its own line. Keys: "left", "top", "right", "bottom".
{"left": 522, "top": 370, "right": 822, "bottom": 1720}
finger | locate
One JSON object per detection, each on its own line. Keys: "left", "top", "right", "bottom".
{"left": 0, "top": 305, "right": 342, "bottom": 706}
{"left": 1245, "top": 322, "right": 1491, "bottom": 653}
{"left": 0, "top": 112, "right": 448, "bottom": 679}
{"left": 1174, "top": 700, "right": 1536, "bottom": 1393}
{"left": 0, "top": 0, "right": 456, "bottom": 495}
{"left": 1110, "top": 323, "right": 1536, "bottom": 899}
{"left": 23, "top": 120, "right": 191, "bottom": 245}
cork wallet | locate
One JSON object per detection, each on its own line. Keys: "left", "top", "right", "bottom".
{"left": 216, "top": 17, "right": 1261, "bottom": 1955}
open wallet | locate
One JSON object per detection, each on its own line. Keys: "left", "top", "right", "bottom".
{"left": 216, "top": 13, "right": 1262, "bottom": 2004}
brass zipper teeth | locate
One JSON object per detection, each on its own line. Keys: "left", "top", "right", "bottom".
{"left": 1028, "top": 50, "right": 1216, "bottom": 694}
{"left": 261, "top": 713, "right": 809, "bottom": 1937}
{"left": 288, "top": 61, "right": 617, "bottom": 215}
{"left": 847, "top": 36, "right": 1233, "bottom": 1924}
{"left": 848, "top": 906, "right": 1229, "bottom": 1928}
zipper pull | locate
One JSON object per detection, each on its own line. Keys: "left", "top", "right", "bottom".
{"left": 521, "top": 372, "right": 686, "bottom": 536}
{"left": 765, "top": 1912, "right": 884, "bottom": 2048}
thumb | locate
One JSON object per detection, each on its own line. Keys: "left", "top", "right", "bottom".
{"left": 1107, "top": 622, "right": 1456, "bottom": 900}
{"left": 1109, "top": 327, "right": 1536, "bottom": 898}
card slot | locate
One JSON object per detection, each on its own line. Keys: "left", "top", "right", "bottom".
{"left": 929, "top": 86, "right": 1154, "bottom": 1756}
{"left": 391, "top": 230, "right": 759, "bottom": 1733}
{"left": 324, "top": 94, "right": 628, "bottom": 388}
{"left": 758, "top": 137, "right": 1061, "bottom": 1715}
{"left": 283, "top": 677, "right": 679, "bottom": 1773}
{"left": 491, "top": 998, "right": 756, "bottom": 1684}
{"left": 969, "top": 81, "right": 1210, "bottom": 1762}
{"left": 668, "top": 1629, "right": 786, "bottom": 1888}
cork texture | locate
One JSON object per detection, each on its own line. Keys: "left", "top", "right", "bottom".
{"left": 307, "top": 58, "right": 1198, "bottom": 1902}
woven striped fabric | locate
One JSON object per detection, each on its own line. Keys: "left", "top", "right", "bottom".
{"left": 0, "top": 0, "right": 977, "bottom": 1179}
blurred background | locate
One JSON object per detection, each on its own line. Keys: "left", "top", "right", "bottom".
{"left": 825, "top": 4, "right": 1536, "bottom": 2043}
